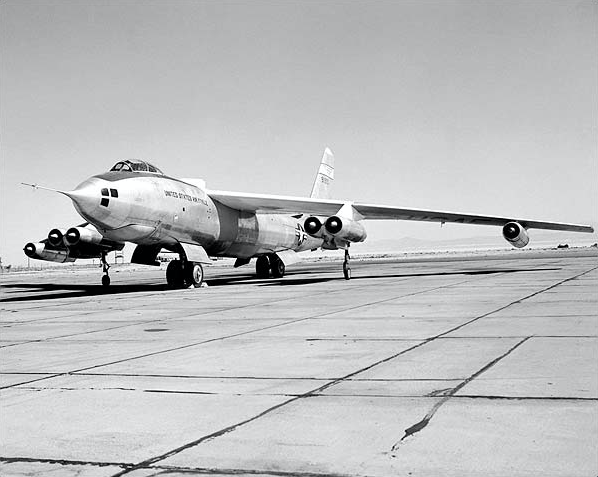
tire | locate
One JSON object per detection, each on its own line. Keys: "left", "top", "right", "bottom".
{"left": 101, "top": 274, "right": 111, "bottom": 287}
{"left": 187, "top": 262, "right": 204, "bottom": 288}
{"left": 270, "top": 254, "right": 285, "bottom": 278}
{"left": 255, "top": 255, "right": 270, "bottom": 279}
{"left": 343, "top": 262, "right": 351, "bottom": 280}
{"left": 166, "top": 260, "right": 184, "bottom": 287}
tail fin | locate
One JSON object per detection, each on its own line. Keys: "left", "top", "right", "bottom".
{"left": 310, "top": 147, "right": 334, "bottom": 199}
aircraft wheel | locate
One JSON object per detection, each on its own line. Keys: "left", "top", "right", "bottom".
{"left": 255, "top": 255, "right": 270, "bottom": 278}
{"left": 187, "top": 262, "right": 204, "bottom": 288}
{"left": 166, "top": 260, "right": 185, "bottom": 287}
{"left": 270, "top": 254, "right": 285, "bottom": 278}
{"left": 102, "top": 274, "right": 111, "bottom": 287}
{"left": 343, "top": 262, "right": 351, "bottom": 280}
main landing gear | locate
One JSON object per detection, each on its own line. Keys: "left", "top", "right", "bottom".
{"left": 100, "top": 252, "right": 111, "bottom": 287}
{"left": 343, "top": 245, "right": 351, "bottom": 280}
{"left": 255, "top": 253, "right": 285, "bottom": 279}
{"left": 166, "top": 259, "right": 204, "bottom": 288}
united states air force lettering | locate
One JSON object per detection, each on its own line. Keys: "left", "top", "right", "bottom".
{"left": 164, "top": 190, "right": 208, "bottom": 206}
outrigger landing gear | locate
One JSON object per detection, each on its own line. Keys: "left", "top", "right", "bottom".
{"left": 100, "top": 252, "right": 111, "bottom": 287}
{"left": 343, "top": 245, "right": 351, "bottom": 280}
{"left": 166, "top": 259, "right": 204, "bottom": 288}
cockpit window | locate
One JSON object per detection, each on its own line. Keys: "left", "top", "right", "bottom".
{"left": 131, "top": 162, "right": 147, "bottom": 171}
{"left": 110, "top": 161, "right": 132, "bottom": 172}
{"left": 109, "top": 159, "right": 162, "bottom": 174}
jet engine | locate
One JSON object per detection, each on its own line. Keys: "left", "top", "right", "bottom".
{"left": 64, "top": 226, "right": 125, "bottom": 255}
{"left": 65, "top": 226, "right": 105, "bottom": 246}
{"left": 324, "top": 216, "right": 367, "bottom": 243}
{"left": 502, "top": 221, "right": 529, "bottom": 248}
{"left": 24, "top": 225, "right": 125, "bottom": 264}
{"left": 47, "top": 228, "right": 67, "bottom": 247}
{"left": 304, "top": 217, "right": 323, "bottom": 237}
{"left": 23, "top": 242, "right": 75, "bottom": 263}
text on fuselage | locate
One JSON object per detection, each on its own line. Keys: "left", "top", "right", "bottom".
{"left": 164, "top": 190, "right": 208, "bottom": 206}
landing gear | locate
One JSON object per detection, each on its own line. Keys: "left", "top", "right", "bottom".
{"left": 166, "top": 259, "right": 204, "bottom": 288}
{"left": 166, "top": 260, "right": 185, "bottom": 288}
{"left": 269, "top": 253, "right": 286, "bottom": 278}
{"left": 256, "top": 255, "right": 270, "bottom": 278}
{"left": 343, "top": 246, "right": 351, "bottom": 280}
{"left": 100, "top": 252, "right": 111, "bottom": 287}
{"left": 255, "top": 253, "right": 286, "bottom": 279}
{"left": 187, "top": 262, "right": 204, "bottom": 288}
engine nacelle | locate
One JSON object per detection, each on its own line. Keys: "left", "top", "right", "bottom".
{"left": 64, "top": 227, "right": 125, "bottom": 257}
{"left": 324, "top": 216, "right": 367, "bottom": 243}
{"left": 304, "top": 217, "right": 323, "bottom": 237}
{"left": 23, "top": 242, "right": 75, "bottom": 263}
{"left": 47, "top": 228, "right": 67, "bottom": 247}
{"left": 502, "top": 221, "right": 529, "bottom": 248}
{"left": 65, "top": 226, "right": 104, "bottom": 246}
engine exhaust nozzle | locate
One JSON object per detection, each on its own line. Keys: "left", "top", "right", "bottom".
{"left": 304, "top": 217, "right": 322, "bottom": 236}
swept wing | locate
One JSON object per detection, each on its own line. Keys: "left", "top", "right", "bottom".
{"left": 207, "top": 190, "right": 594, "bottom": 233}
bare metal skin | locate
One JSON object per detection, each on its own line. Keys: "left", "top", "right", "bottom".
{"left": 23, "top": 151, "right": 593, "bottom": 287}
{"left": 74, "top": 172, "right": 321, "bottom": 258}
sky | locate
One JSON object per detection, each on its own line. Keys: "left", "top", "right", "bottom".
{"left": 1, "top": 1, "right": 597, "bottom": 266}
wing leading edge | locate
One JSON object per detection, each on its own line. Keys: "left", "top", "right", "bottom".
{"left": 207, "top": 190, "right": 594, "bottom": 233}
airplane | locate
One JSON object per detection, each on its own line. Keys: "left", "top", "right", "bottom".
{"left": 23, "top": 148, "right": 594, "bottom": 287}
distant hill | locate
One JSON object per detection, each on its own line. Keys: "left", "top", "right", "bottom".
{"left": 357, "top": 231, "right": 598, "bottom": 254}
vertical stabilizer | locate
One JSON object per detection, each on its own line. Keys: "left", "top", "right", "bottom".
{"left": 310, "top": 147, "right": 334, "bottom": 199}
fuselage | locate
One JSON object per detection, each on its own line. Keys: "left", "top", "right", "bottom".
{"left": 71, "top": 170, "right": 321, "bottom": 259}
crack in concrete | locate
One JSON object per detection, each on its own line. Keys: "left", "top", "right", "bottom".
{"left": 0, "top": 456, "right": 133, "bottom": 468}
{"left": 454, "top": 394, "right": 598, "bottom": 401}
{"left": 108, "top": 277, "right": 489, "bottom": 477}
{"left": 5, "top": 262, "right": 595, "bottom": 477}
{"left": 391, "top": 335, "right": 532, "bottom": 451}
{"left": 425, "top": 387, "right": 454, "bottom": 397}
{"left": 387, "top": 265, "right": 598, "bottom": 452}
{"left": 150, "top": 464, "right": 367, "bottom": 477}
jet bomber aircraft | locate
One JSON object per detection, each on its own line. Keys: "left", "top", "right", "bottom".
{"left": 23, "top": 149, "right": 594, "bottom": 287}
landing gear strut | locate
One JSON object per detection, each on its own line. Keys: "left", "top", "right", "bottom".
{"left": 343, "top": 246, "right": 351, "bottom": 280}
{"left": 100, "top": 252, "right": 111, "bottom": 287}
{"left": 166, "top": 259, "right": 204, "bottom": 288}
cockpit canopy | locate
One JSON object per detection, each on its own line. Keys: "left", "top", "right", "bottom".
{"left": 110, "top": 159, "right": 163, "bottom": 174}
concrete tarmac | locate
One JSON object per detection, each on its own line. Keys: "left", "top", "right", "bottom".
{"left": 1, "top": 249, "right": 597, "bottom": 477}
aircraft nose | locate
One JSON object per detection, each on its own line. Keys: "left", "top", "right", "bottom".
{"left": 68, "top": 179, "right": 101, "bottom": 213}
{"left": 65, "top": 177, "right": 128, "bottom": 227}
